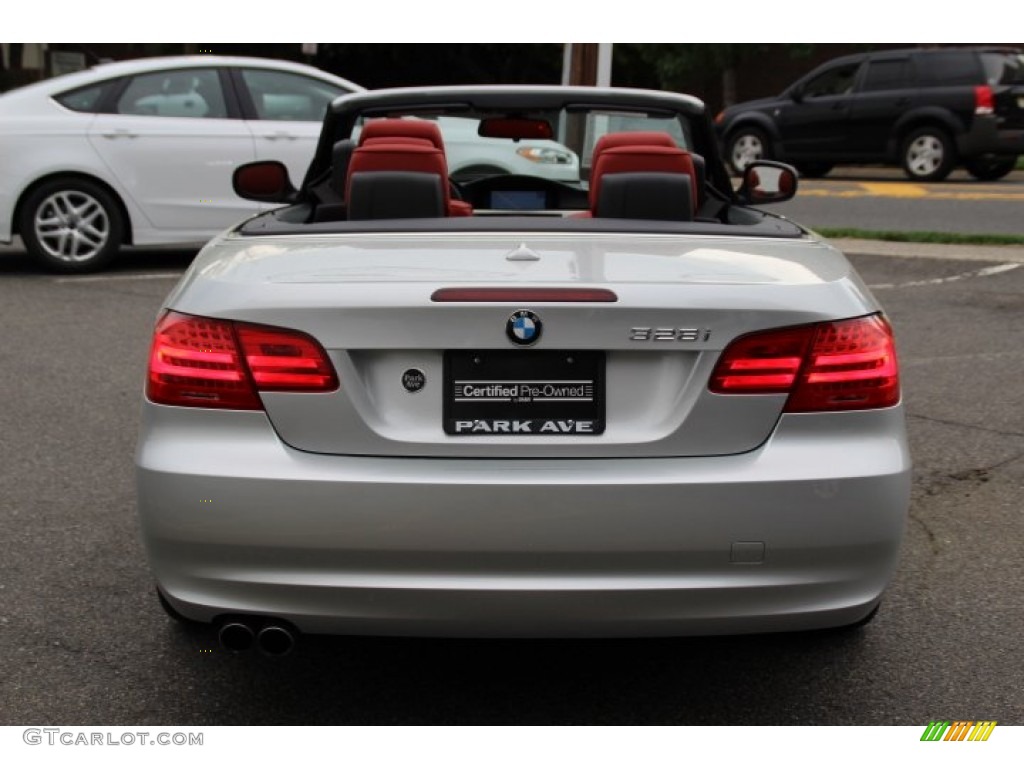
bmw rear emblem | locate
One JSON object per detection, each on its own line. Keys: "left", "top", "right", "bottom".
{"left": 507, "top": 309, "right": 542, "bottom": 346}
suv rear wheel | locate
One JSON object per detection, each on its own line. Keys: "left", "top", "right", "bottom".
{"left": 964, "top": 154, "right": 1017, "bottom": 181}
{"left": 726, "top": 127, "right": 771, "bottom": 175}
{"left": 901, "top": 126, "right": 956, "bottom": 182}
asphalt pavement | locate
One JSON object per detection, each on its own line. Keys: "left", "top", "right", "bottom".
{"left": 784, "top": 167, "right": 1024, "bottom": 236}
{"left": 0, "top": 240, "right": 1022, "bottom": 725}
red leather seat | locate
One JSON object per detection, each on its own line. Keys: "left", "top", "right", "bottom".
{"left": 592, "top": 131, "right": 708, "bottom": 209}
{"left": 589, "top": 144, "right": 699, "bottom": 217}
{"left": 355, "top": 119, "right": 471, "bottom": 216}
{"left": 345, "top": 143, "right": 446, "bottom": 218}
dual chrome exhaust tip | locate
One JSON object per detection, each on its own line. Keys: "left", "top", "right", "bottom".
{"left": 217, "top": 621, "right": 296, "bottom": 656}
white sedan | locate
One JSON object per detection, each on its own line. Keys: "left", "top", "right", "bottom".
{"left": 0, "top": 55, "right": 361, "bottom": 271}
{"left": 0, "top": 56, "right": 579, "bottom": 272}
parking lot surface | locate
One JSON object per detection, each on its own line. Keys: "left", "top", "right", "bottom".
{"left": 785, "top": 168, "right": 1024, "bottom": 234}
{"left": 0, "top": 243, "right": 1022, "bottom": 725}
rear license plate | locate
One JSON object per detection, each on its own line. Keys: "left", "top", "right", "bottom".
{"left": 1018, "top": 96, "right": 1024, "bottom": 109}
{"left": 444, "top": 350, "right": 605, "bottom": 436}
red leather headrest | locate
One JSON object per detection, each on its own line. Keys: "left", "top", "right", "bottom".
{"left": 360, "top": 119, "right": 446, "bottom": 152}
{"left": 591, "top": 131, "right": 677, "bottom": 167}
{"left": 362, "top": 136, "right": 436, "bottom": 148}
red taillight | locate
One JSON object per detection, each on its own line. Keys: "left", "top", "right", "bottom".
{"left": 147, "top": 312, "right": 338, "bottom": 409}
{"left": 710, "top": 315, "right": 900, "bottom": 412}
{"left": 787, "top": 315, "right": 899, "bottom": 411}
{"left": 235, "top": 325, "right": 338, "bottom": 391}
{"left": 709, "top": 326, "right": 813, "bottom": 393}
{"left": 974, "top": 85, "right": 994, "bottom": 115}
{"left": 147, "top": 313, "right": 260, "bottom": 409}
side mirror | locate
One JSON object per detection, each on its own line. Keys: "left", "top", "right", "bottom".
{"left": 232, "top": 161, "right": 297, "bottom": 203}
{"left": 737, "top": 161, "right": 798, "bottom": 205}
{"left": 789, "top": 86, "right": 804, "bottom": 103}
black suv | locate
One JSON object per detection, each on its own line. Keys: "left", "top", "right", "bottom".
{"left": 715, "top": 47, "right": 1024, "bottom": 181}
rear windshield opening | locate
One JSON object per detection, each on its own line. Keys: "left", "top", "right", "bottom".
{"left": 302, "top": 105, "right": 733, "bottom": 227}
{"left": 981, "top": 52, "right": 1024, "bottom": 85}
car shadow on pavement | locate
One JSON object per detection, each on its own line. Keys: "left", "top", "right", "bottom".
{"left": 808, "top": 167, "right": 1024, "bottom": 185}
{"left": 0, "top": 246, "right": 198, "bottom": 276}
{"left": 159, "top": 622, "right": 879, "bottom": 725}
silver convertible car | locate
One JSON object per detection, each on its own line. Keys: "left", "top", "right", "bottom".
{"left": 136, "top": 86, "right": 910, "bottom": 655}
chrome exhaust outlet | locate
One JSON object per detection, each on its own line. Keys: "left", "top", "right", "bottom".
{"left": 256, "top": 625, "right": 295, "bottom": 657}
{"left": 218, "top": 621, "right": 255, "bottom": 652}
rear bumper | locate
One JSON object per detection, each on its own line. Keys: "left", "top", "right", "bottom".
{"left": 136, "top": 404, "right": 911, "bottom": 637}
{"left": 958, "top": 115, "right": 1024, "bottom": 157}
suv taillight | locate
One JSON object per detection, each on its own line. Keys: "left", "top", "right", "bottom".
{"left": 147, "top": 311, "right": 338, "bottom": 409}
{"left": 974, "top": 85, "right": 995, "bottom": 116}
{"left": 709, "top": 314, "right": 900, "bottom": 412}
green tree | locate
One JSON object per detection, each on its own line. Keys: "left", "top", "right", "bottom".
{"left": 615, "top": 44, "right": 817, "bottom": 109}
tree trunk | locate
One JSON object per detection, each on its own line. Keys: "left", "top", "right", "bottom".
{"left": 722, "top": 66, "right": 737, "bottom": 108}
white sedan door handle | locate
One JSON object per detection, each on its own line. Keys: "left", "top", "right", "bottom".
{"left": 261, "top": 131, "right": 298, "bottom": 141}
{"left": 100, "top": 128, "right": 138, "bottom": 139}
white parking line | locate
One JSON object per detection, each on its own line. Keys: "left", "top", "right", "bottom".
{"left": 53, "top": 272, "right": 184, "bottom": 283}
{"left": 869, "top": 262, "right": 1021, "bottom": 290}
{"left": 902, "top": 350, "right": 1023, "bottom": 367}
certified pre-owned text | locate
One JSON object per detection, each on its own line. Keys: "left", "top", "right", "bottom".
{"left": 454, "top": 382, "right": 593, "bottom": 402}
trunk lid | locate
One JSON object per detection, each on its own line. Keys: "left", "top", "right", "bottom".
{"left": 166, "top": 230, "right": 878, "bottom": 458}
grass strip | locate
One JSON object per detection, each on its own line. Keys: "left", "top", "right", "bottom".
{"left": 815, "top": 228, "right": 1024, "bottom": 246}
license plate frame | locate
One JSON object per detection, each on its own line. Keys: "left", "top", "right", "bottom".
{"left": 443, "top": 350, "right": 605, "bottom": 436}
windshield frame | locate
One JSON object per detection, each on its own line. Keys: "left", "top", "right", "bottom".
{"left": 300, "top": 85, "right": 733, "bottom": 201}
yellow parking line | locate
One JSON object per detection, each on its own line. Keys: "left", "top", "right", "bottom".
{"left": 800, "top": 186, "right": 1024, "bottom": 201}
{"left": 860, "top": 182, "right": 929, "bottom": 197}
{"left": 801, "top": 189, "right": 869, "bottom": 198}
{"left": 930, "top": 191, "right": 1024, "bottom": 201}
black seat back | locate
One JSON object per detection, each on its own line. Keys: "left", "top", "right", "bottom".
{"left": 594, "top": 172, "right": 694, "bottom": 221}
{"left": 347, "top": 171, "right": 445, "bottom": 220}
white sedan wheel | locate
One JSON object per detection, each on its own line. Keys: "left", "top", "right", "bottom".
{"left": 19, "top": 179, "right": 123, "bottom": 272}
{"left": 33, "top": 190, "right": 111, "bottom": 262}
